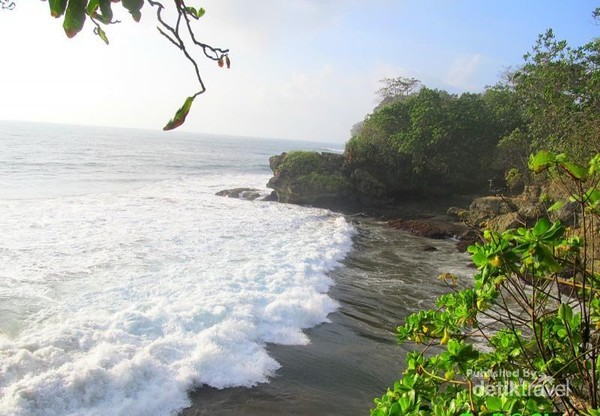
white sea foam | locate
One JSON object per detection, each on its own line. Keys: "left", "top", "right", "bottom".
{"left": 0, "top": 174, "right": 355, "bottom": 416}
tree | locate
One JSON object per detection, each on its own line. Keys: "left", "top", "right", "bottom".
{"left": 345, "top": 84, "right": 518, "bottom": 197}
{"left": 510, "top": 29, "right": 600, "bottom": 161}
{"left": 3, "top": 1, "right": 230, "bottom": 130}
{"left": 375, "top": 76, "right": 422, "bottom": 109}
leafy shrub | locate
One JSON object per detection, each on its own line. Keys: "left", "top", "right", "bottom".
{"left": 505, "top": 168, "right": 524, "bottom": 194}
{"left": 372, "top": 151, "right": 600, "bottom": 415}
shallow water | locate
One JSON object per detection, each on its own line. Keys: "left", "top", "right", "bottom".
{"left": 181, "top": 220, "right": 473, "bottom": 415}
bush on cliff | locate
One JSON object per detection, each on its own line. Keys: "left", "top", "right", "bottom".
{"left": 267, "top": 151, "right": 354, "bottom": 207}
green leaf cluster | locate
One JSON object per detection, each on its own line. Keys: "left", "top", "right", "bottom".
{"left": 373, "top": 152, "right": 600, "bottom": 415}
{"left": 48, "top": 0, "right": 143, "bottom": 38}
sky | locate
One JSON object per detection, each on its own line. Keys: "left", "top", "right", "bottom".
{"left": 0, "top": 1, "right": 598, "bottom": 143}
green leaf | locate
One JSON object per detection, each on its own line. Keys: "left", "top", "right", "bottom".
{"left": 561, "top": 161, "right": 588, "bottom": 180}
{"left": 49, "top": 0, "right": 68, "bottom": 17}
{"left": 555, "top": 153, "right": 567, "bottom": 163}
{"left": 122, "top": 0, "right": 143, "bottom": 22}
{"left": 529, "top": 150, "right": 556, "bottom": 173}
{"left": 63, "top": 0, "right": 87, "bottom": 38}
{"left": 584, "top": 188, "right": 600, "bottom": 205}
{"left": 163, "top": 95, "right": 196, "bottom": 131}
{"left": 86, "top": 0, "right": 99, "bottom": 15}
{"left": 558, "top": 303, "right": 573, "bottom": 322}
{"left": 94, "top": 25, "right": 109, "bottom": 45}
{"left": 533, "top": 218, "right": 551, "bottom": 237}
{"left": 97, "top": 0, "right": 113, "bottom": 23}
{"left": 589, "top": 155, "right": 600, "bottom": 176}
{"left": 185, "top": 6, "right": 206, "bottom": 19}
{"left": 486, "top": 396, "right": 503, "bottom": 412}
{"left": 547, "top": 199, "right": 565, "bottom": 212}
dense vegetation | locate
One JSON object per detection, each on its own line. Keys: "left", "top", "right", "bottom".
{"left": 372, "top": 152, "right": 600, "bottom": 415}
{"left": 345, "top": 28, "right": 599, "bottom": 199}
{"left": 370, "top": 11, "right": 600, "bottom": 416}
{"left": 346, "top": 86, "right": 522, "bottom": 196}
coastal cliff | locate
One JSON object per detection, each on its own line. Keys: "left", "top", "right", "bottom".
{"left": 266, "top": 151, "right": 355, "bottom": 210}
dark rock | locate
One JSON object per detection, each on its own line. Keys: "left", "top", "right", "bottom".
{"left": 216, "top": 188, "right": 261, "bottom": 201}
{"left": 422, "top": 245, "right": 438, "bottom": 252}
{"left": 447, "top": 206, "right": 468, "bottom": 219}
{"left": 549, "top": 200, "right": 579, "bottom": 226}
{"left": 387, "top": 218, "right": 468, "bottom": 239}
{"left": 349, "top": 169, "right": 392, "bottom": 206}
{"left": 261, "top": 191, "right": 279, "bottom": 202}
{"left": 469, "top": 196, "right": 516, "bottom": 217}
{"left": 486, "top": 212, "right": 522, "bottom": 232}
{"left": 456, "top": 229, "right": 480, "bottom": 252}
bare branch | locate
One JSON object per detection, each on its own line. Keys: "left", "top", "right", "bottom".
{"left": 0, "top": 0, "right": 15, "bottom": 10}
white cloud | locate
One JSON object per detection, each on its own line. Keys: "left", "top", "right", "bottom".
{"left": 445, "top": 54, "right": 484, "bottom": 90}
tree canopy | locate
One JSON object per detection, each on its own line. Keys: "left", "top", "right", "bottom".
{"left": 345, "top": 85, "right": 522, "bottom": 196}
{"left": 346, "top": 18, "right": 599, "bottom": 198}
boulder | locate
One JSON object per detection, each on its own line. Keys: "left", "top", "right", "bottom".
{"left": 485, "top": 212, "right": 521, "bottom": 232}
{"left": 447, "top": 206, "right": 468, "bottom": 220}
{"left": 215, "top": 188, "right": 261, "bottom": 201}
{"left": 469, "top": 196, "right": 516, "bottom": 217}
{"left": 387, "top": 218, "right": 468, "bottom": 239}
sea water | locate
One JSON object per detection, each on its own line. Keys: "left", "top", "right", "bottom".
{"left": 0, "top": 122, "right": 353, "bottom": 416}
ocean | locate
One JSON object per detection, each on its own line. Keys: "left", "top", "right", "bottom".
{"left": 0, "top": 121, "right": 472, "bottom": 416}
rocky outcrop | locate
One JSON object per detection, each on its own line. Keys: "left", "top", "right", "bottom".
{"left": 458, "top": 185, "right": 581, "bottom": 233}
{"left": 216, "top": 188, "right": 261, "bottom": 201}
{"left": 266, "top": 151, "right": 355, "bottom": 210}
{"left": 387, "top": 217, "right": 479, "bottom": 252}
{"left": 387, "top": 218, "right": 468, "bottom": 239}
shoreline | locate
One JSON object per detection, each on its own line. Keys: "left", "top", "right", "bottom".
{"left": 180, "top": 217, "right": 473, "bottom": 415}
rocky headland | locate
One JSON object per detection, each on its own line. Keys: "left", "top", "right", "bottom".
{"left": 260, "top": 151, "right": 578, "bottom": 252}
{"left": 216, "top": 150, "right": 577, "bottom": 252}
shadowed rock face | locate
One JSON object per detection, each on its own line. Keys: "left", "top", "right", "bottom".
{"left": 265, "top": 151, "right": 479, "bottom": 216}
{"left": 387, "top": 218, "right": 468, "bottom": 239}
{"left": 266, "top": 151, "right": 356, "bottom": 210}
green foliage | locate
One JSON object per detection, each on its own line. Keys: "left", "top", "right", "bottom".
{"left": 373, "top": 152, "right": 600, "bottom": 415}
{"left": 49, "top": 0, "right": 146, "bottom": 36}
{"left": 63, "top": 0, "right": 86, "bottom": 38}
{"left": 277, "top": 151, "right": 329, "bottom": 177}
{"left": 505, "top": 168, "right": 523, "bottom": 193}
{"left": 274, "top": 151, "right": 353, "bottom": 198}
{"left": 296, "top": 172, "right": 351, "bottom": 194}
{"left": 121, "top": 0, "right": 143, "bottom": 22}
{"left": 511, "top": 29, "right": 600, "bottom": 162}
{"left": 346, "top": 86, "right": 521, "bottom": 196}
